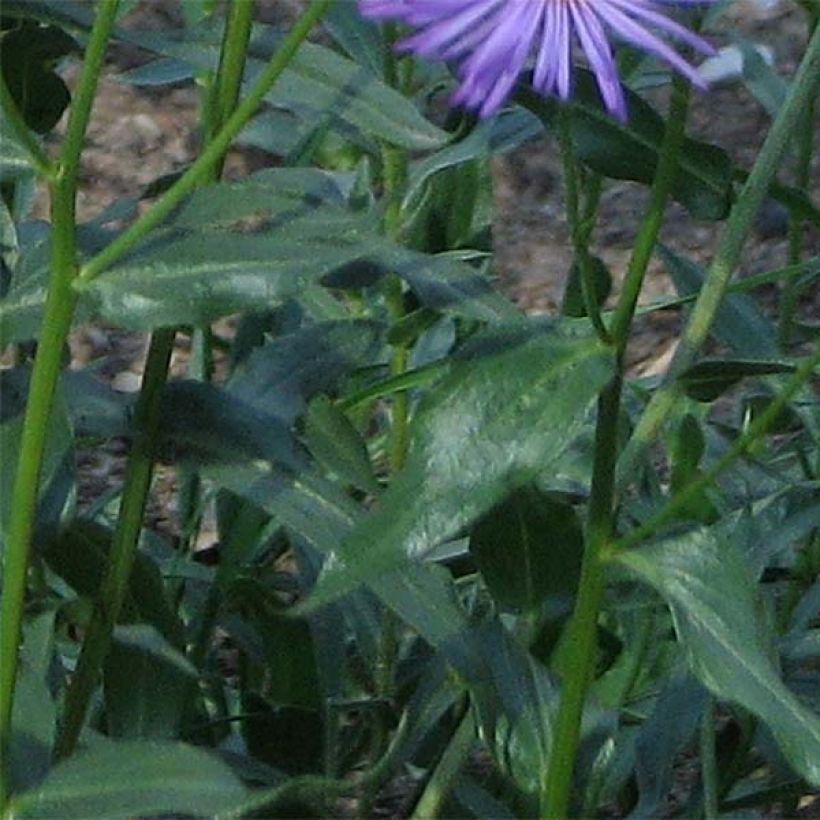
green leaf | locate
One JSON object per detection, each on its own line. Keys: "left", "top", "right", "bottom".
{"left": 228, "top": 319, "right": 384, "bottom": 425}
{"left": 10, "top": 740, "right": 249, "bottom": 818}
{"left": 103, "top": 625, "right": 196, "bottom": 741}
{"left": 679, "top": 357, "right": 796, "bottom": 402}
{"left": 80, "top": 169, "right": 515, "bottom": 328}
{"left": 42, "top": 520, "right": 185, "bottom": 649}
{"left": 660, "top": 244, "right": 778, "bottom": 357}
{"left": 632, "top": 674, "right": 707, "bottom": 818}
{"left": 0, "top": 23, "right": 75, "bottom": 133}
{"left": 113, "top": 25, "right": 447, "bottom": 151}
{"left": 308, "top": 321, "right": 614, "bottom": 608}
{"left": 305, "top": 395, "right": 381, "bottom": 495}
{"left": 739, "top": 40, "right": 787, "bottom": 117}
{"left": 518, "top": 72, "right": 733, "bottom": 221}
{"left": 10, "top": 664, "right": 55, "bottom": 794}
{"left": 82, "top": 213, "right": 377, "bottom": 330}
{"left": 323, "top": 0, "right": 384, "bottom": 78}
{"left": 615, "top": 530, "right": 820, "bottom": 785}
{"left": 0, "top": 367, "right": 74, "bottom": 542}
{"left": 470, "top": 486, "right": 583, "bottom": 611}
{"left": 0, "top": 111, "right": 36, "bottom": 180}
{"left": 561, "top": 255, "right": 612, "bottom": 319}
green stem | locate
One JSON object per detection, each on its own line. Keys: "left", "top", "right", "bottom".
{"left": 56, "top": 1, "right": 263, "bottom": 757}
{"left": 557, "top": 107, "right": 610, "bottom": 344}
{"left": 611, "top": 345, "right": 820, "bottom": 555}
{"left": 779, "top": 16, "right": 816, "bottom": 349}
{"left": 0, "top": 2, "right": 119, "bottom": 805}
{"left": 410, "top": 707, "right": 474, "bottom": 820}
{"left": 75, "top": 0, "right": 333, "bottom": 285}
{"left": 179, "top": 0, "right": 252, "bottom": 549}
{"left": 0, "top": 76, "right": 55, "bottom": 180}
{"left": 541, "top": 75, "right": 691, "bottom": 820}
{"left": 54, "top": 329, "right": 175, "bottom": 760}
{"left": 618, "top": 23, "right": 820, "bottom": 485}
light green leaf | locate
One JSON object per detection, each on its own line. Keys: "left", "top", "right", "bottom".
{"left": 10, "top": 740, "right": 249, "bottom": 818}
{"left": 308, "top": 321, "right": 614, "bottom": 608}
{"left": 615, "top": 530, "right": 820, "bottom": 785}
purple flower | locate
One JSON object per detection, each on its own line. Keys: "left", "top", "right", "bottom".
{"left": 359, "top": 0, "right": 717, "bottom": 120}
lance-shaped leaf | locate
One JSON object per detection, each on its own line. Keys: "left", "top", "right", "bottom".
{"left": 307, "top": 321, "right": 614, "bottom": 608}
{"left": 615, "top": 530, "right": 820, "bottom": 786}
{"left": 9, "top": 740, "right": 249, "bottom": 818}
{"left": 518, "top": 71, "right": 733, "bottom": 221}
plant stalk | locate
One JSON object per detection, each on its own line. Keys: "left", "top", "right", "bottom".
{"left": 75, "top": 0, "right": 333, "bottom": 285}
{"left": 56, "top": 0, "right": 266, "bottom": 756}
{"left": 779, "top": 14, "right": 816, "bottom": 349}
{"left": 618, "top": 23, "right": 820, "bottom": 484}
{"left": 410, "top": 707, "right": 474, "bottom": 820}
{"left": 611, "top": 345, "right": 820, "bottom": 555}
{"left": 0, "top": 1, "right": 120, "bottom": 805}
{"left": 541, "top": 75, "right": 691, "bottom": 819}
{"left": 54, "top": 328, "right": 175, "bottom": 759}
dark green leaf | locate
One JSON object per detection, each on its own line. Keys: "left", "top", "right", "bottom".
{"left": 632, "top": 674, "right": 707, "bottom": 818}
{"left": 660, "top": 244, "right": 778, "bottom": 357}
{"left": 228, "top": 319, "right": 384, "bottom": 425}
{"left": 112, "top": 25, "right": 447, "bottom": 150}
{"left": 518, "top": 72, "right": 733, "bottom": 220}
{"left": 10, "top": 741, "right": 249, "bottom": 818}
{"left": 323, "top": 1, "right": 384, "bottom": 78}
{"left": 104, "top": 625, "right": 196, "bottom": 741}
{"left": 82, "top": 213, "right": 376, "bottom": 330}
{"left": 404, "top": 108, "right": 543, "bottom": 206}
{"left": 10, "top": 664, "right": 55, "bottom": 794}
{"left": 305, "top": 395, "right": 381, "bottom": 495}
{"left": 470, "top": 487, "right": 583, "bottom": 611}
{"left": 615, "top": 530, "right": 820, "bottom": 785}
{"left": 308, "top": 321, "right": 614, "bottom": 607}
{"left": 43, "top": 520, "right": 185, "bottom": 648}
{"left": 0, "top": 23, "right": 75, "bottom": 133}
{"left": 679, "top": 357, "right": 796, "bottom": 402}
{"left": 561, "top": 255, "right": 612, "bottom": 319}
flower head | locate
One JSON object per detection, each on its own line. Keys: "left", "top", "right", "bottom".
{"left": 360, "top": 0, "right": 717, "bottom": 120}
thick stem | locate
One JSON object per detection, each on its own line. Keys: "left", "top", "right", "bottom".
{"left": 75, "top": 0, "right": 333, "bottom": 285}
{"left": 618, "top": 24, "right": 820, "bottom": 485}
{"left": 541, "top": 75, "right": 691, "bottom": 819}
{"left": 54, "top": 329, "right": 175, "bottom": 759}
{"left": 0, "top": 2, "right": 120, "bottom": 805}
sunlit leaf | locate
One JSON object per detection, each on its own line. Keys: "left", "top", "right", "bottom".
{"left": 308, "top": 321, "right": 614, "bottom": 607}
